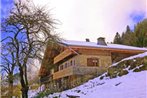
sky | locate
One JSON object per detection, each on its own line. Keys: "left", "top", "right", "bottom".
{"left": 1, "top": 0, "right": 147, "bottom": 42}
{"left": 0, "top": 0, "right": 14, "bottom": 18}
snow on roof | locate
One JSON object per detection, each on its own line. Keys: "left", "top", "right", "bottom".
{"left": 60, "top": 40, "right": 147, "bottom": 51}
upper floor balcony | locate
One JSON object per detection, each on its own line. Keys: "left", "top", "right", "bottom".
{"left": 53, "top": 66, "right": 106, "bottom": 80}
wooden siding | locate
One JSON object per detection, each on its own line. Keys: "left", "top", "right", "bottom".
{"left": 78, "top": 49, "right": 111, "bottom": 56}
{"left": 53, "top": 66, "right": 74, "bottom": 79}
{"left": 73, "top": 66, "right": 106, "bottom": 75}
{"left": 53, "top": 66, "right": 106, "bottom": 80}
{"left": 54, "top": 49, "right": 74, "bottom": 64}
{"left": 69, "top": 46, "right": 147, "bottom": 54}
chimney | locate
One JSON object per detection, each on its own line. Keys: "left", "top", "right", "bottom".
{"left": 85, "top": 38, "right": 90, "bottom": 42}
{"left": 97, "top": 37, "right": 107, "bottom": 45}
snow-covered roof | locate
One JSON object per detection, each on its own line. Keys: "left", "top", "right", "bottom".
{"left": 60, "top": 40, "right": 147, "bottom": 51}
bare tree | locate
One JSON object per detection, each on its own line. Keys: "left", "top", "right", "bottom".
{"left": 1, "top": 44, "right": 16, "bottom": 98}
{"left": 1, "top": 0, "right": 59, "bottom": 97}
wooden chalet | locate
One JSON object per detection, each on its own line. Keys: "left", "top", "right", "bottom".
{"left": 39, "top": 37, "right": 147, "bottom": 91}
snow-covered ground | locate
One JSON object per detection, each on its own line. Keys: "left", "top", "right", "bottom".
{"left": 48, "top": 71, "right": 147, "bottom": 98}
{"left": 28, "top": 85, "right": 45, "bottom": 98}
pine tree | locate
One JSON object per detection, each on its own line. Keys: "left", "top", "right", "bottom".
{"left": 134, "top": 19, "right": 147, "bottom": 47}
{"left": 113, "top": 32, "right": 122, "bottom": 44}
{"left": 121, "top": 25, "right": 135, "bottom": 46}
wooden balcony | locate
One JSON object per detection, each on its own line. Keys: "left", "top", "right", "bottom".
{"left": 53, "top": 66, "right": 106, "bottom": 80}
{"left": 54, "top": 49, "right": 74, "bottom": 64}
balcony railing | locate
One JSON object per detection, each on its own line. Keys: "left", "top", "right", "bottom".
{"left": 53, "top": 66, "right": 106, "bottom": 80}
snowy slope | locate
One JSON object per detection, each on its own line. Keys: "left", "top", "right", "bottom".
{"left": 48, "top": 71, "right": 147, "bottom": 98}
{"left": 47, "top": 52, "right": 147, "bottom": 98}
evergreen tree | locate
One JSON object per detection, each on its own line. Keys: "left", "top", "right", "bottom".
{"left": 134, "top": 19, "right": 147, "bottom": 47}
{"left": 113, "top": 19, "right": 147, "bottom": 47}
{"left": 126, "top": 25, "right": 131, "bottom": 32}
{"left": 121, "top": 25, "right": 135, "bottom": 46}
{"left": 113, "top": 32, "right": 122, "bottom": 44}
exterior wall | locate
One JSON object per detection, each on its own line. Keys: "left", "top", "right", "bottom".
{"left": 51, "top": 49, "right": 112, "bottom": 90}
{"left": 58, "top": 50, "right": 112, "bottom": 71}
{"left": 55, "top": 49, "right": 112, "bottom": 80}
{"left": 77, "top": 54, "right": 112, "bottom": 68}
{"left": 78, "top": 49, "right": 111, "bottom": 56}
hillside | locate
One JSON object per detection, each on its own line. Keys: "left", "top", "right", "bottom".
{"left": 47, "top": 52, "right": 147, "bottom": 98}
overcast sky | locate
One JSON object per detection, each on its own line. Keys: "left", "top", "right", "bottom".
{"left": 32, "top": 0, "right": 147, "bottom": 42}
{"left": 1, "top": 0, "right": 147, "bottom": 42}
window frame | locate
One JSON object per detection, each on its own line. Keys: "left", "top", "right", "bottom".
{"left": 87, "top": 57, "right": 99, "bottom": 67}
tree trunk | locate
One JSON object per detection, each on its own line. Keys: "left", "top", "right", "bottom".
{"left": 8, "top": 81, "right": 13, "bottom": 98}
{"left": 19, "top": 67, "right": 29, "bottom": 98}
{"left": 8, "top": 73, "right": 13, "bottom": 98}
{"left": 21, "top": 86, "right": 29, "bottom": 98}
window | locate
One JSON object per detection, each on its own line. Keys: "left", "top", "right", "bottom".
{"left": 87, "top": 58, "right": 99, "bottom": 67}
{"left": 70, "top": 60, "right": 73, "bottom": 66}
{"left": 67, "top": 62, "right": 70, "bottom": 67}
{"left": 51, "top": 69, "right": 54, "bottom": 74}
{"left": 60, "top": 65, "right": 63, "bottom": 70}
{"left": 65, "top": 63, "right": 67, "bottom": 68}
{"left": 73, "top": 60, "right": 75, "bottom": 66}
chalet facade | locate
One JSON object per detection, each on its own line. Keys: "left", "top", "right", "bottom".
{"left": 39, "top": 37, "right": 147, "bottom": 91}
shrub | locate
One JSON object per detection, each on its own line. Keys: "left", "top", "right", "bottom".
{"left": 118, "top": 70, "right": 128, "bottom": 77}
{"left": 35, "top": 89, "right": 54, "bottom": 98}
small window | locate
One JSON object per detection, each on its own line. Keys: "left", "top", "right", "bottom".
{"left": 70, "top": 60, "right": 73, "bottom": 66}
{"left": 60, "top": 65, "right": 63, "bottom": 70}
{"left": 73, "top": 60, "right": 75, "bottom": 66}
{"left": 87, "top": 58, "right": 99, "bottom": 67}
{"left": 69, "top": 62, "right": 70, "bottom": 66}
{"left": 65, "top": 63, "right": 67, "bottom": 68}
